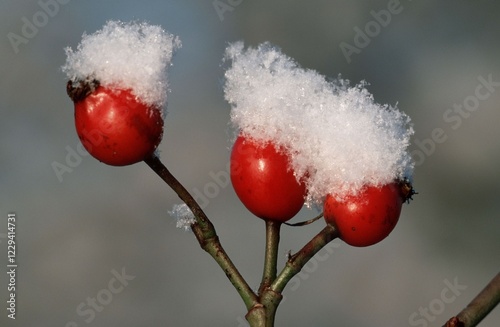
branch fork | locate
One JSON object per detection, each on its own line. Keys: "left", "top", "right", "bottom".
{"left": 144, "top": 154, "right": 338, "bottom": 326}
{"left": 145, "top": 153, "right": 499, "bottom": 327}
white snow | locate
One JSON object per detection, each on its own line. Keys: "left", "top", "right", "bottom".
{"left": 224, "top": 42, "right": 414, "bottom": 204}
{"left": 62, "top": 20, "right": 181, "bottom": 107}
{"left": 168, "top": 204, "right": 196, "bottom": 232}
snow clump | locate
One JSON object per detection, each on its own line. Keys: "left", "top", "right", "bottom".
{"left": 62, "top": 20, "right": 181, "bottom": 108}
{"left": 224, "top": 42, "right": 414, "bottom": 205}
{"left": 168, "top": 204, "right": 196, "bottom": 232}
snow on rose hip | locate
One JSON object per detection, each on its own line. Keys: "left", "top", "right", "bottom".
{"left": 62, "top": 20, "right": 180, "bottom": 166}
{"left": 225, "top": 43, "right": 415, "bottom": 239}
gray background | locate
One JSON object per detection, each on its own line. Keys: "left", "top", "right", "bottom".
{"left": 1, "top": 0, "right": 499, "bottom": 326}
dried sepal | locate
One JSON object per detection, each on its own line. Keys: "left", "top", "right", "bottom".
{"left": 66, "top": 78, "right": 100, "bottom": 102}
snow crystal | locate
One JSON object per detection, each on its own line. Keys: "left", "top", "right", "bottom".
{"left": 168, "top": 204, "right": 196, "bottom": 232}
{"left": 224, "top": 42, "right": 414, "bottom": 204}
{"left": 62, "top": 20, "right": 181, "bottom": 107}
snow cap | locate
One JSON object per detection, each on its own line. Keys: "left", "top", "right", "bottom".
{"left": 224, "top": 42, "right": 414, "bottom": 204}
{"left": 62, "top": 20, "right": 181, "bottom": 107}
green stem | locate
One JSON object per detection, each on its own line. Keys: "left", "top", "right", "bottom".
{"left": 270, "top": 224, "right": 339, "bottom": 294}
{"left": 248, "top": 224, "right": 338, "bottom": 327}
{"left": 144, "top": 154, "right": 258, "bottom": 310}
{"left": 145, "top": 153, "right": 340, "bottom": 327}
{"left": 260, "top": 289, "right": 282, "bottom": 327}
{"left": 245, "top": 304, "right": 266, "bottom": 327}
{"left": 258, "top": 220, "right": 281, "bottom": 295}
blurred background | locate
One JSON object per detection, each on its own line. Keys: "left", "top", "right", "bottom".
{"left": 1, "top": 0, "right": 499, "bottom": 326}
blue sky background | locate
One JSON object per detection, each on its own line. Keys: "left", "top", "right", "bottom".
{"left": 1, "top": 1, "right": 499, "bottom": 326}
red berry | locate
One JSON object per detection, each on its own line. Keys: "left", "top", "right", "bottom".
{"left": 230, "top": 135, "right": 306, "bottom": 222}
{"left": 71, "top": 85, "right": 163, "bottom": 166}
{"left": 323, "top": 182, "right": 410, "bottom": 247}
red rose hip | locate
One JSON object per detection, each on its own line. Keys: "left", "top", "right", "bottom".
{"left": 69, "top": 83, "right": 164, "bottom": 166}
{"left": 230, "top": 135, "right": 306, "bottom": 222}
{"left": 323, "top": 182, "right": 412, "bottom": 247}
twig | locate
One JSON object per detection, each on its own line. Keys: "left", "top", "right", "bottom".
{"left": 270, "top": 224, "right": 339, "bottom": 294}
{"left": 145, "top": 153, "right": 342, "bottom": 326}
{"left": 144, "top": 154, "right": 258, "bottom": 310}
{"left": 258, "top": 220, "right": 281, "bottom": 295}
{"left": 284, "top": 212, "right": 323, "bottom": 227}
{"left": 443, "top": 272, "right": 500, "bottom": 327}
